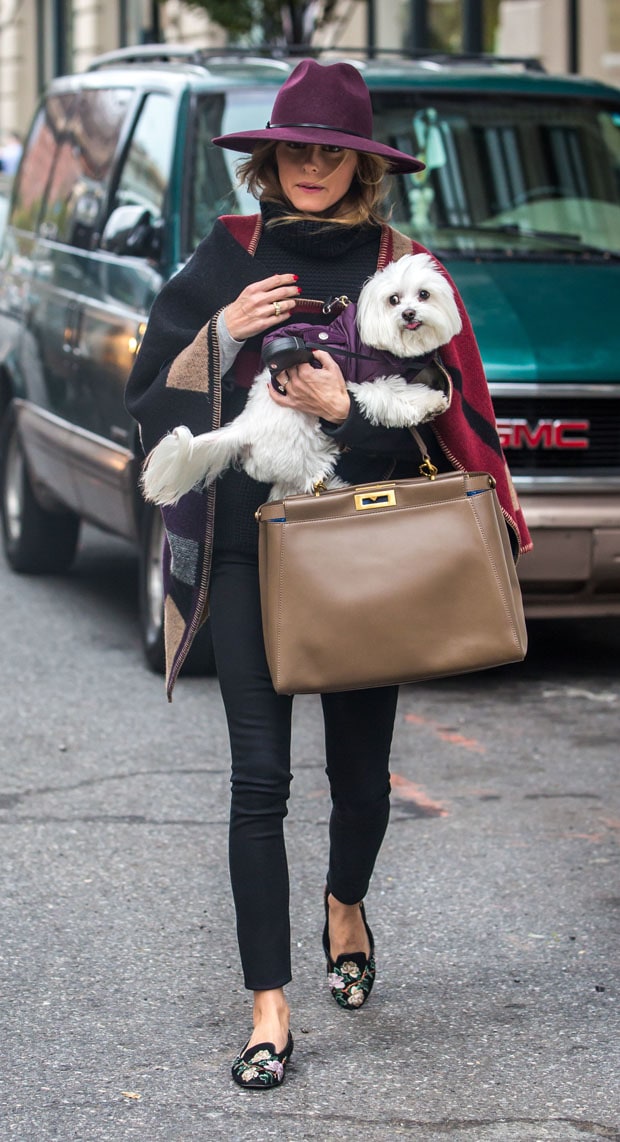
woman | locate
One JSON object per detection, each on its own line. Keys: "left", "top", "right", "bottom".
{"left": 126, "top": 59, "right": 530, "bottom": 1089}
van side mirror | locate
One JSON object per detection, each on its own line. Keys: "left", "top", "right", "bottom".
{"left": 101, "top": 205, "right": 162, "bottom": 259}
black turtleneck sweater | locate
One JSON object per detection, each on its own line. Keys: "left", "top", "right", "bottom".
{"left": 256, "top": 200, "right": 382, "bottom": 298}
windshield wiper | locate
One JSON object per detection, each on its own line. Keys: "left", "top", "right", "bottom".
{"left": 440, "top": 223, "right": 620, "bottom": 259}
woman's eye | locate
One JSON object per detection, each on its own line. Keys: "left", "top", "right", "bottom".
{"left": 389, "top": 294, "right": 400, "bottom": 306}
{"left": 322, "top": 145, "right": 343, "bottom": 154}
{"left": 418, "top": 289, "right": 430, "bottom": 301}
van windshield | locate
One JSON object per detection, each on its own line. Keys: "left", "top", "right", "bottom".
{"left": 190, "top": 90, "right": 620, "bottom": 259}
{"left": 375, "top": 94, "right": 620, "bottom": 259}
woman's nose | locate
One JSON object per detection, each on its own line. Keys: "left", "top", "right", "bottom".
{"left": 301, "top": 146, "right": 322, "bottom": 170}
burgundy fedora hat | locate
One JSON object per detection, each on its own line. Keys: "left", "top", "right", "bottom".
{"left": 211, "top": 58, "right": 425, "bottom": 175}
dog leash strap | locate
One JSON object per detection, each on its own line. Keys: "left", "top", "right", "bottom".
{"left": 304, "top": 342, "right": 379, "bottom": 364}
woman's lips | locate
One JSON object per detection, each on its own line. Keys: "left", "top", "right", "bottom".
{"left": 297, "top": 183, "right": 323, "bottom": 192}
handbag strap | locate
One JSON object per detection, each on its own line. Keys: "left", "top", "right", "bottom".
{"left": 409, "top": 425, "right": 439, "bottom": 480}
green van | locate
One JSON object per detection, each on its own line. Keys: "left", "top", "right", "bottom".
{"left": 0, "top": 47, "right": 619, "bottom": 671}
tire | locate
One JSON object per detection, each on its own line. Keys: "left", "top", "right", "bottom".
{"left": 0, "top": 404, "right": 80, "bottom": 573}
{"left": 138, "top": 501, "right": 216, "bottom": 676}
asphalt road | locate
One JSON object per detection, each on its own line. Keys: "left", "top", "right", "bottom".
{"left": 0, "top": 527, "right": 619, "bottom": 1142}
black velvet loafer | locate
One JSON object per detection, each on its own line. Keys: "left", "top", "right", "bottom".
{"left": 322, "top": 889, "right": 376, "bottom": 1009}
{"left": 231, "top": 1030, "right": 294, "bottom": 1089}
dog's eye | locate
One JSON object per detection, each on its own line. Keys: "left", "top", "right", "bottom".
{"left": 388, "top": 294, "right": 400, "bottom": 306}
{"left": 418, "top": 289, "right": 430, "bottom": 301}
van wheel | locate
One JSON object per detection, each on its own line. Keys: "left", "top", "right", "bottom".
{"left": 138, "top": 502, "right": 216, "bottom": 676}
{"left": 0, "top": 405, "right": 80, "bottom": 573}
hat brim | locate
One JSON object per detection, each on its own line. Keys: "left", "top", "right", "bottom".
{"left": 211, "top": 127, "right": 425, "bottom": 175}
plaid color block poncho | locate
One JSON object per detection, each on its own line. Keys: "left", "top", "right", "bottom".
{"left": 126, "top": 215, "right": 531, "bottom": 698}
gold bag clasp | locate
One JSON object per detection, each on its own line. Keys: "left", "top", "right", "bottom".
{"left": 354, "top": 489, "right": 396, "bottom": 511}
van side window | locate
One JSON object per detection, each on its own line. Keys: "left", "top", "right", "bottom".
{"left": 9, "top": 94, "right": 74, "bottom": 233}
{"left": 185, "top": 91, "right": 274, "bottom": 255}
{"left": 113, "top": 93, "right": 176, "bottom": 221}
{"left": 187, "top": 94, "right": 236, "bottom": 251}
{"left": 38, "top": 88, "right": 131, "bottom": 248}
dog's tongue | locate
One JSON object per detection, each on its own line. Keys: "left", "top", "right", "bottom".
{"left": 406, "top": 320, "right": 422, "bottom": 330}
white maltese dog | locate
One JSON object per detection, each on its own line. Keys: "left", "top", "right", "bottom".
{"left": 141, "top": 254, "right": 462, "bottom": 504}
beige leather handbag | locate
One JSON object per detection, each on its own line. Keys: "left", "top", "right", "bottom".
{"left": 257, "top": 458, "right": 527, "bottom": 696}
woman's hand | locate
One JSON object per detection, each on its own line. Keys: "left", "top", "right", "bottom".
{"left": 224, "top": 274, "right": 300, "bottom": 341}
{"left": 268, "top": 350, "right": 351, "bottom": 423}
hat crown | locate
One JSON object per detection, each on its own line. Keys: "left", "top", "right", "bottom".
{"left": 269, "top": 60, "right": 373, "bottom": 141}
{"left": 210, "top": 57, "right": 424, "bottom": 175}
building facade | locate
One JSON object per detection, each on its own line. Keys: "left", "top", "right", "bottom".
{"left": 0, "top": 1, "right": 619, "bottom": 145}
{"left": 0, "top": 0, "right": 225, "bottom": 141}
{"left": 496, "top": 0, "right": 620, "bottom": 83}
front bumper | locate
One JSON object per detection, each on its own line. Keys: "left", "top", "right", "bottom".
{"left": 517, "top": 493, "right": 620, "bottom": 617}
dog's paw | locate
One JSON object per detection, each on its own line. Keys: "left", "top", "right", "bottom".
{"left": 351, "top": 376, "right": 450, "bottom": 428}
{"left": 418, "top": 388, "right": 450, "bottom": 423}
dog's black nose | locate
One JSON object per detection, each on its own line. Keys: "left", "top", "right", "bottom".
{"left": 401, "top": 309, "right": 417, "bottom": 322}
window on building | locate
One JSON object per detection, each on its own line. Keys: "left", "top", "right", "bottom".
{"left": 427, "top": 0, "right": 501, "bottom": 53}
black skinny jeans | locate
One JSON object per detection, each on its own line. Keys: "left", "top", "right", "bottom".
{"left": 208, "top": 552, "right": 399, "bottom": 991}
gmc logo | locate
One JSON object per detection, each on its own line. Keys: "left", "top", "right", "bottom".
{"left": 497, "top": 418, "right": 590, "bottom": 450}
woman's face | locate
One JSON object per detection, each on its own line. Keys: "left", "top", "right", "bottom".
{"left": 275, "top": 142, "right": 358, "bottom": 213}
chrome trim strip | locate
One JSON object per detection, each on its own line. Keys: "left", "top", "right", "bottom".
{"left": 15, "top": 399, "right": 139, "bottom": 541}
{"left": 489, "top": 383, "right": 620, "bottom": 398}
{"left": 512, "top": 475, "right": 620, "bottom": 492}
{"left": 14, "top": 398, "right": 134, "bottom": 460}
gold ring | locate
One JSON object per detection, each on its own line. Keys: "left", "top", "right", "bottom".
{"left": 273, "top": 300, "right": 281, "bottom": 317}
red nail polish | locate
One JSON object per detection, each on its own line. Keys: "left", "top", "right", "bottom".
{"left": 297, "top": 287, "right": 302, "bottom": 294}
{"left": 292, "top": 275, "right": 299, "bottom": 281}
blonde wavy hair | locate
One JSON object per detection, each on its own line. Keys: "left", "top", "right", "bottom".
{"left": 236, "top": 142, "right": 392, "bottom": 228}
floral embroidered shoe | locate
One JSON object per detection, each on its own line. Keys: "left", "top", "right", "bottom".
{"left": 322, "top": 890, "right": 376, "bottom": 1010}
{"left": 231, "top": 1031, "right": 294, "bottom": 1089}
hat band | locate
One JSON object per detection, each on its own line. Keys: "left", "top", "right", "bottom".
{"left": 266, "top": 121, "right": 369, "bottom": 139}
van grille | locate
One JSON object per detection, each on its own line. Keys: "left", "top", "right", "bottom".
{"left": 492, "top": 396, "right": 620, "bottom": 471}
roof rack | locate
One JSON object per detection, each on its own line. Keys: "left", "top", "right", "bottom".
{"left": 288, "top": 48, "right": 547, "bottom": 74}
{"left": 312, "top": 48, "right": 545, "bottom": 72}
{"left": 87, "top": 44, "right": 293, "bottom": 72}
{"left": 404, "top": 51, "right": 546, "bottom": 72}
{"left": 87, "top": 43, "right": 546, "bottom": 75}
{"left": 88, "top": 45, "right": 200, "bottom": 70}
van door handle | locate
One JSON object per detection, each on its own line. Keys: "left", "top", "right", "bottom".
{"left": 62, "top": 302, "right": 80, "bottom": 353}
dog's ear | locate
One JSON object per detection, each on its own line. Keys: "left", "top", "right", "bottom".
{"left": 357, "top": 271, "right": 378, "bottom": 304}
